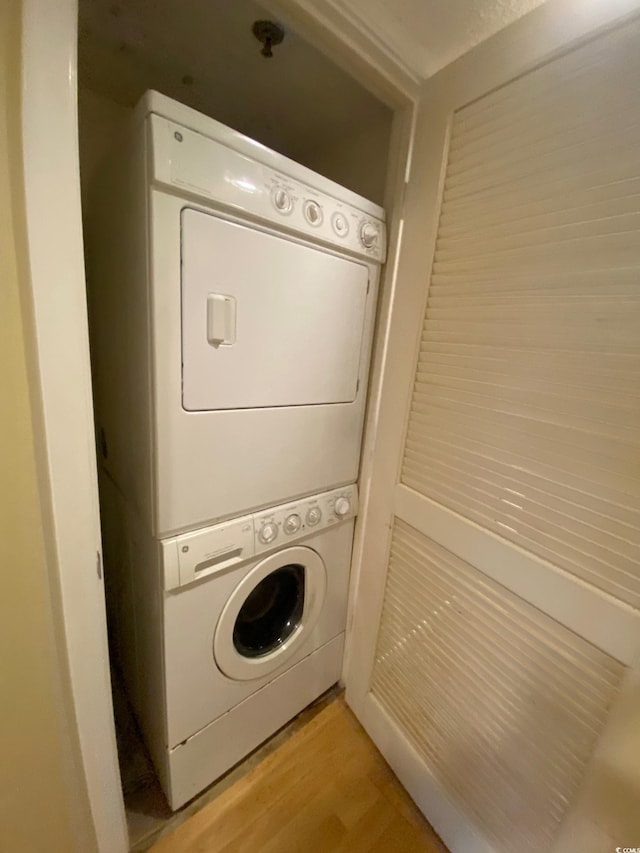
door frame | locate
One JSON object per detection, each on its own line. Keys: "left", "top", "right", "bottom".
{"left": 19, "top": 0, "right": 416, "bottom": 849}
{"left": 20, "top": 1, "right": 128, "bottom": 850}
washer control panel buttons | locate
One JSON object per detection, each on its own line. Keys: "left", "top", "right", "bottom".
{"left": 303, "top": 200, "right": 323, "bottom": 226}
{"left": 252, "top": 485, "right": 358, "bottom": 553}
{"left": 167, "top": 485, "right": 359, "bottom": 589}
{"left": 271, "top": 187, "right": 293, "bottom": 214}
{"left": 284, "top": 513, "right": 302, "bottom": 535}
{"left": 334, "top": 496, "right": 351, "bottom": 518}
{"left": 258, "top": 521, "right": 278, "bottom": 544}
{"left": 306, "top": 506, "right": 322, "bottom": 527}
{"left": 331, "top": 212, "right": 349, "bottom": 237}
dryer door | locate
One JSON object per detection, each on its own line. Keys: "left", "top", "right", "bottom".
{"left": 214, "top": 546, "right": 327, "bottom": 680}
{"left": 181, "top": 208, "right": 369, "bottom": 411}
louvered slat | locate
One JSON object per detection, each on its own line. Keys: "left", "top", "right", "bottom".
{"left": 400, "top": 17, "right": 640, "bottom": 607}
{"left": 371, "top": 521, "right": 624, "bottom": 853}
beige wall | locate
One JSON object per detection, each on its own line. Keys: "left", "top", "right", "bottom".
{"left": 303, "top": 114, "right": 392, "bottom": 205}
{"left": 0, "top": 3, "right": 84, "bottom": 850}
{"left": 78, "top": 85, "right": 131, "bottom": 215}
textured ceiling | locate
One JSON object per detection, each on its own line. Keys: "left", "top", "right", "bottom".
{"left": 332, "top": 0, "right": 551, "bottom": 79}
{"left": 78, "top": 0, "right": 392, "bottom": 162}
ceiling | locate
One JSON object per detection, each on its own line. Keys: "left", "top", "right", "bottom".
{"left": 78, "top": 0, "right": 392, "bottom": 163}
{"left": 329, "top": 0, "right": 551, "bottom": 80}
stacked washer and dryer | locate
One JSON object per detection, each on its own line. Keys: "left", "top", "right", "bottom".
{"left": 88, "top": 91, "right": 386, "bottom": 809}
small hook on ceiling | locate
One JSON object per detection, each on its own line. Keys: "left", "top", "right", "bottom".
{"left": 252, "top": 20, "right": 285, "bottom": 58}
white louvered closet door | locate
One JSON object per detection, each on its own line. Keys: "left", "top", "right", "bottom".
{"left": 346, "top": 6, "right": 640, "bottom": 853}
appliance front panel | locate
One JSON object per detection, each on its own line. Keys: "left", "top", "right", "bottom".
{"left": 181, "top": 209, "right": 369, "bottom": 411}
{"left": 152, "top": 193, "right": 379, "bottom": 537}
{"left": 166, "top": 635, "right": 344, "bottom": 810}
{"left": 162, "top": 521, "right": 354, "bottom": 748}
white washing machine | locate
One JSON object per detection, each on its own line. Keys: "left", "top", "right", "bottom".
{"left": 105, "top": 482, "right": 359, "bottom": 809}
{"left": 88, "top": 91, "right": 386, "bottom": 538}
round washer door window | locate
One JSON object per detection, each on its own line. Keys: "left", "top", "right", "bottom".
{"left": 214, "top": 546, "right": 327, "bottom": 681}
{"left": 233, "top": 564, "right": 304, "bottom": 658}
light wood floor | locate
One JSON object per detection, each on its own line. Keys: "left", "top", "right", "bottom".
{"left": 150, "top": 698, "right": 447, "bottom": 853}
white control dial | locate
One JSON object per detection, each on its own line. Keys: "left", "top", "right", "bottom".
{"left": 258, "top": 521, "right": 278, "bottom": 544}
{"left": 359, "top": 221, "right": 380, "bottom": 249}
{"left": 284, "top": 513, "right": 301, "bottom": 535}
{"left": 272, "top": 187, "right": 293, "bottom": 214}
{"left": 334, "top": 497, "right": 351, "bottom": 518}
{"left": 306, "top": 507, "right": 322, "bottom": 527}
{"left": 304, "top": 200, "right": 323, "bottom": 226}
{"left": 332, "top": 212, "right": 349, "bottom": 237}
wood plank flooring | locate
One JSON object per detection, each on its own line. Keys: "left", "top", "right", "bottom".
{"left": 149, "top": 698, "right": 447, "bottom": 853}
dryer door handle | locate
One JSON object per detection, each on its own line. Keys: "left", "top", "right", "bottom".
{"left": 207, "top": 293, "right": 236, "bottom": 347}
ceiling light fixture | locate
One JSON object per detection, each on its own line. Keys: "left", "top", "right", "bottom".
{"left": 252, "top": 20, "right": 285, "bottom": 58}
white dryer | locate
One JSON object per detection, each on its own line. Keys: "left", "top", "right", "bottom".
{"left": 88, "top": 91, "right": 386, "bottom": 538}
{"left": 110, "top": 484, "right": 359, "bottom": 809}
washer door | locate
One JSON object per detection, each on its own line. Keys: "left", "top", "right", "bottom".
{"left": 214, "top": 546, "right": 327, "bottom": 681}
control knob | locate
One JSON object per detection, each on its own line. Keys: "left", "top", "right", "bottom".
{"left": 332, "top": 212, "right": 349, "bottom": 237}
{"left": 334, "top": 496, "right": 351, "bottom": 518}
{"left": 304, "top": 200, "right": 323, "bottom": 226}
{"left": 272, "top": 188, "right": 293, "bottom": 214}
{"left": 306, "top": 506, "right": 322, "bottom": 527}
{"left": 284, "top": 513, "right": 301, "bottom": 535}
{"left": 359, "top": 221, "right": 379, "bottom": 250}
{"left": 258, "top": 521, "right": 278, "bottom": 544}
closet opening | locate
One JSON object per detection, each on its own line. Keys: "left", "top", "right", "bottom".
{"left": 76, "top": 1, "right": 409, "bottom": 847}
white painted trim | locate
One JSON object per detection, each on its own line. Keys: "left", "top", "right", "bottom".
{"left": 293, "top": 0, "right": 421, "bottom": 88}
{"left": 341, "top": 101, "right": 417, "bottom": 687}
{"left": 262, "top": 0, "right": 420, "bottom": 107}
{"left": 344, "top": 97, "right": 448, "bottom": 716}
{"left": 360, "top": 694, "right": 497, "bottom": 853}
{"left": 20, "top": 1, "right": 127, "bottom": 851}
{"left": 395, "top": 486, "right": 640, "bottom": 666}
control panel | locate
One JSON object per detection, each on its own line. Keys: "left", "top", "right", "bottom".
{"left": 253, "top": 484, "right": 358, "bottom": 556}
{"left": 263, "top": 175, "right": 384, "bottom": 260}
{"left": 163, "top": 485, "right": 358, "bottom": 590}
{"left": 152, "top": 115, "right": 386, "bottom": 263}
